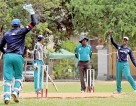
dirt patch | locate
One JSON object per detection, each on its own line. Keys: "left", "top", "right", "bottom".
{"left": 19, "top": 92, "right": 122, "bottom": 98}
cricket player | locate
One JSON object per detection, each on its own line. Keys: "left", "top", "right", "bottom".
{"left": 0, "top": 4, "right": 36, "bottom": 104}
{"left": 75, "top": 35, "right": 92, "bottom": 93}
{"left": 33, "top": 35, "right": 45, "bottom": 93}
{"left": 109, "top": 31, "right": 136, "bottom": 93}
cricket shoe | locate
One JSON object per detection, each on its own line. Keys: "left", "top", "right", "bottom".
{"left": 113, "top": 90, "right": 122, "bottom": 94}
{"left": 4, "top": 97, "right": 10, "bottom": 105}
{"left": 36, "top": 89, "right": 41, "bottom": 94}
{"left": 11, "top": 92, "right": 19, "bottom": 103}
{"left": 81, "top": 90, "right": 85, "bottom": 93}
{"left": 36, "top": 91, "right": 41, "bottom": 94}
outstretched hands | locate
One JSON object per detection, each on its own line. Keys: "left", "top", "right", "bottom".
{"left": 23, "top": 4, "right": 35, "bottom": 15}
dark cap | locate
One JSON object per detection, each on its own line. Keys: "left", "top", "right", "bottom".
{"left": 37, "top": 35, "right": 45, "bottom": 41}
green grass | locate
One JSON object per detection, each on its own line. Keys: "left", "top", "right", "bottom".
{"left": 0, "top": 81, "right": 136, "bottom": 106}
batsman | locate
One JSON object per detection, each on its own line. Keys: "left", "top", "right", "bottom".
{"left": 33, "top": 35, "right": 45, "bottom": 94}
{"left": 0, "top": 4, "right": 36, "bottom": 104}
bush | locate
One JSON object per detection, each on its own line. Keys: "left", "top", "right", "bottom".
{"left": 53, "top": 59, "right": 75, "bottom": 79}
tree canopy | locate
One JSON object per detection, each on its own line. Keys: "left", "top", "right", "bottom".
{"left": 0, "top": 0, "right": 136, "bottom": 50}
{"left": 67, "top": 0, "right": 136, "bottom": 47}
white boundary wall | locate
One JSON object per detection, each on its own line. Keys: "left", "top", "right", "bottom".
{"left": 96, "top": 45, "right": 108, "bottom": 80}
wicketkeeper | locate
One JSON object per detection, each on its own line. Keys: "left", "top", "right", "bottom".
{"left": 0, "top": 4, "right": 36, "bottom": 104}
{"left": 33, "top": 35, "right": 45, "bottom": 93}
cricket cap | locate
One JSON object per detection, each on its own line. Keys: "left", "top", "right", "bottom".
{"left": 123, "top": 36, "right": 129, "bottom": 41}
{"left": 11, "top": 19, "right": 21, "bottom": 27}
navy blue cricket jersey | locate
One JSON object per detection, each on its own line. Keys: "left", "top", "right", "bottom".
{"left": 0, "top": 15, "right": 36, "bottom": 55}
{"left": 110, "top": 36, "right": 136, "bottom": 66}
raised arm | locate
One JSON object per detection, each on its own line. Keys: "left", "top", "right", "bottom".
{"left": 22, "top": 4, "right": 37, "bottom": 33}
{"left": 109, "top": 30, "right": 118, "bottom": 49}
{"left": 28, "top": 14, "right": 36, "bottom": 29}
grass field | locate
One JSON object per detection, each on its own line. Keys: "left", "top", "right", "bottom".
{"left": 0, "top": 80, "right": 136, "bottom": 106}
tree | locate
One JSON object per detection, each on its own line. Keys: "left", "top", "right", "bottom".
{"left": 0, "top": 0, "right": 62, "bottom": 50}
{"left": 66, "top": 0, "right": 136, "bottom": 47}
{"left": 2, "top": 0, "right": 136, "bottom": 51}
{"left": 61, "top": 40, "right": 78, "bottom": 53}
{"left": 0, "top": 1, "right": 9, "bottom": 37}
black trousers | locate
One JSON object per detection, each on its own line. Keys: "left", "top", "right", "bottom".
{"left": 78, "top": 61, "right": 91, "bottom": 91}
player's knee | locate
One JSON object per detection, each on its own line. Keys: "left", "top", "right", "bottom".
{"left": 125, "top": 75, "right": 132, "bottom": 80}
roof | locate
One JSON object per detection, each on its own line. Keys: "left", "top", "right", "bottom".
{"left": 49, "top": 49, "right": 75, "bottom": 59}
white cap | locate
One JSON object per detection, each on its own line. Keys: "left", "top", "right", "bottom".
{"left": 123, "top": 36, "right": 129, "bottom": 41}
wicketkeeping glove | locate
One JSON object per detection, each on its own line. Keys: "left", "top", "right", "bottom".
{"left": 23, "top": 4, "right": 35, "bottom": 15}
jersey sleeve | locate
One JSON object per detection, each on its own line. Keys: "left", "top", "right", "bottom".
{"left": 128, "top": 49, "right": 136, "bottom": 67}
{"left": 33, "top": 44, "right": 40, "bottom": 62}
{"left": 21, "top": 14, "right": 37, "bottom": 35}
{"left": 110, "top": 36, "right": 119, "bottom": 49}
